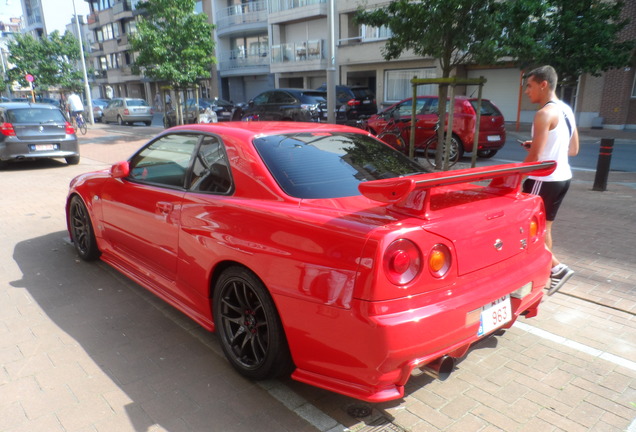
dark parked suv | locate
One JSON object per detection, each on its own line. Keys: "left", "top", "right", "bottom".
{"left": 0, "top": 102, "right": 79, "bottom": 167}
{"left": 316, "top": 84, "right": 377, "bottom": 123}
{"left": 241, "top": 88, "right": 327, "bottom": 122}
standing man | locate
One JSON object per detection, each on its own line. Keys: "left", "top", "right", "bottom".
{"left": 521, "top": 65, "right": 579, "bottom": 295}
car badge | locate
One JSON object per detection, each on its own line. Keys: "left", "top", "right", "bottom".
{"left": 494, "top": 239, "right": 504, "bottom": 251}
{"left": 39, "top": 126, "right": 44, "bottom": 132}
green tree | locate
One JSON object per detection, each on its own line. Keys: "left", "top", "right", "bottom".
{"left": 130, "top": 0, "right": 216, "bottom": 124}
{"left": 502, "top": 0, "right": 634, "bottom": 96}
{"left": 355, "top": 0, "right": 506, "bottom": 169}
{"left": 4, "top": 31, "right": 84, "bottom": 94}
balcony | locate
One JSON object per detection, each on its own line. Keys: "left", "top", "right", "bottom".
{"left": 271, "top": 39, "right": 323, "bottom": 63}
{"left": 270, "top": 39, "right": 325, "bottom": 73}
{"left": 216, "top": 0, "right": 267, "bottom": 37}
{"left": 218, "top": 49, "right": 270, "bottom": 76}
{"left": 113, "top": 0, "right": 133, "bottom": 18}
{"left": 269, "top": 0, "right": 326, "bottom": 24}
{"left": 87, "top": 12, "right": 100, "bottom": 30}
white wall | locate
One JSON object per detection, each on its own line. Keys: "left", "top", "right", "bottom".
{"left": 467, "top": 68, "right": 523, "bottom": 123}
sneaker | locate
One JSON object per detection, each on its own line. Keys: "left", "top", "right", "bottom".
{"left": 547, "top": 266, "right": 574, "bottom": 296}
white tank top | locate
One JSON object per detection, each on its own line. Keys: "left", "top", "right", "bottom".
{"left": 529, "top": 100, "right": 575, "bottom": 182}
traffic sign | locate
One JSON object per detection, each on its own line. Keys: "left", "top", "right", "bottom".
{"left": 25, "top": 74, "right": 34, "bottom": 82}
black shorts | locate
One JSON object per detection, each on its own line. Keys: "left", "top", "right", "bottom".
{"left": 523, "top": 179, "right": 571, "bottom": 221}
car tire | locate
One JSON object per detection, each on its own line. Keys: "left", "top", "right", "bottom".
{"left": 213, "top": 266, "right": 293, "bottom": 380}
{"left": 477, "top": 149, "right": 498, "bottom": 158}
{"left": 68, "top": 195, "right": 101, "bottom": 261}
{"left": 65, "top": 156, "right": 80, "bottom": 165}
{"left": 117, "top": 115, "right": 124, "bottom": 126}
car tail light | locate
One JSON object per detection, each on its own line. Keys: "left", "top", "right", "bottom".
{"left": 428, "top": 244, "right": 451, "bottom": 278}
{"left": 124, "top": 109, "right": 130, "bottom": 115}
{"left": 383, "top": 239, "right": 422, "bottom": 285}
{"left": 347, "top": 99, "right": 361, "bottom": 106}
{"left": 150, "top": 108, "right": 154, "bottom": 115}
{"left": 1, "top": 122, "right": 16, "bottom": 136}
{"left": 529, "top": 217, "right": 539, "bottom": 238}
{"left": 65, "top": 122, "right": 75, "bottom": 135}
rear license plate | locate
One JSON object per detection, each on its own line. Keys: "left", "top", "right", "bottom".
{"left": 477, "top": 294, "right": 511, "bottom": 336}
{"left": 33, "top": 144, "right": 56, "bottom": 151}
{"left": 363, "top": 100, "right": 370, "bottom": 104}
{"left": 487, "top": 135, "right": 501, "bottom": 142}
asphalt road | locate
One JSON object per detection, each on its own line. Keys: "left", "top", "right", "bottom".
{"left": 490, "top": 133, "right": 636, "bottom": 173}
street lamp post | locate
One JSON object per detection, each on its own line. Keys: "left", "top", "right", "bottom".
{"left": 72, "top": 0, "right": 94, "bottom": 124}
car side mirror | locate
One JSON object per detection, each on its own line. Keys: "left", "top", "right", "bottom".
{"left": 248, "top": 100, "right": 254, "bottom": 107}
{"left": 111, "top": 161, "right": 130, "bottom": 178}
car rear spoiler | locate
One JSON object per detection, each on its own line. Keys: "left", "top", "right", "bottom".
{"left": 359, "top": 161, "right": 556, "bottom": 218}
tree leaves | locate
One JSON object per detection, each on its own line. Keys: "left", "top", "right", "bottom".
{"left": 130, "top": 0, "right": 216, "bottom": 90}
{"left": 4, "top": 31, "right": 85, "bottom": 92}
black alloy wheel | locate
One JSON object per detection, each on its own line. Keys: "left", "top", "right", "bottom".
{"left": 69, "top": 196, "right": 100, "bottom": 261}
{"left": 213, "top": 266, "right": 293, "bottom": 380}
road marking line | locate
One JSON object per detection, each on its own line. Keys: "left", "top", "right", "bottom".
{"left": 514, "top": 321, "right": 636, "bottom": 372}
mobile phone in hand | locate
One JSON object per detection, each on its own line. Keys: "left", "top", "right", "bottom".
{"left": 517, "top": 139, "right": 531, "bottom": 149}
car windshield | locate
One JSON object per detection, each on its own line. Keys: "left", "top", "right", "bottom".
{"left": 253, "top": 132, "right": 427, "bottom": 199}
{"left": 127, "top": 99, "right": 149, "bottom": 107}
{"left": 7, "top": 108, "right": 66, "bottom": 124}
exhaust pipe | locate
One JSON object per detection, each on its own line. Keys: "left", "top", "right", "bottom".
{"left": 417, "top": 356, "right": 455, "bottom": 381}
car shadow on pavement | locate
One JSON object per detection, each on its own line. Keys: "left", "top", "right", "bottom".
{"left": 10, "top": 231, "right": 316, "bottom": 432}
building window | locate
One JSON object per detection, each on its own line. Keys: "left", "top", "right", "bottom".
{"left": 385, "top": 68, "right": 437, "bottom": 102}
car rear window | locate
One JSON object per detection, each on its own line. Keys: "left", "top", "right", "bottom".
{"left": 253, "top": 132, "right": 427, "bottom": 199}
{"left": 469, "top": 100, "right": 502, "bottom": 116}
{"left": 351, "top": 88, "right": 374, "bottom": 99}
{"left": 127, "top": 99, "right": 149, "bottom": 107}
{"left": 7, "top": 108, "right": 66, "bottom": 124}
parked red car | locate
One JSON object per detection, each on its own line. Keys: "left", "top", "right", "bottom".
{"left": 367, "top": 96, "right": 507, "bottom": 159}
{"left": 66, "top": 121, "right": 553, "bottom": 402}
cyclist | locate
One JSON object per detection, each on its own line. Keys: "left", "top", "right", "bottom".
{"left": 67, "top": 91, "right": 84, "bottom": 127}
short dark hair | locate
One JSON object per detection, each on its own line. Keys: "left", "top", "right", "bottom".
{"left": 525, "top": 65, "right": 558, "bottom": 90}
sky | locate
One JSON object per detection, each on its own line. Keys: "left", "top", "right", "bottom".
{"left": 1, "top": 0, "right": 91, "bottom": 34}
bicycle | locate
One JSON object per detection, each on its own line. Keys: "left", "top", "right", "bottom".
{"left": 375, "top": 114, "right": 462, "bottom": 169}
{"left": 72, "top": 112, "right": 88, "bottom": 135}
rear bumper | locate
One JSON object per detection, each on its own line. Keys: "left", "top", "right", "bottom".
{"left": 282, "top": 249, "right": 550, "bottom": 402}
{"left": 0, "top": 139, "right": 79, "bottom": 162}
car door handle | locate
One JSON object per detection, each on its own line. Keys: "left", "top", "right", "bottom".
{"left": 156, "top": 202, "right": 173, "bottom": 214}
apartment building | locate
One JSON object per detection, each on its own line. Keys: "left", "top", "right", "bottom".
{"left": 78, "top": 0, "right": 635, "bottom": 129}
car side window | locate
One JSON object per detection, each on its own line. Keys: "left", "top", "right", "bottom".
{"left": 128, "top": 134, "right": 199, "bottom": 188}
{"left": 188, "top": 135, "right": 233, "bottom": 194}
{"left": 253, "top": 92, "right": 270, "bottom": 105}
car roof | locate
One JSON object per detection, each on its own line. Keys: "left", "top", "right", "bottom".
{"left": 0, "top": 102, "right": 61, "bottom": 110}
{"left": 167, "top": 121, "right": 362, "bottom": 141}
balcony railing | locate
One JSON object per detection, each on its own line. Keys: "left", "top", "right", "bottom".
{"left": 219, "top": 49, "right": 270, "bottom": 71}
{"left": 270, "top": 39, "right": 323, "bottom": 63}
{"left": 269, "top": 0, "right": 325, "bottom": 13}
{"left": 216, "top": 0, "right": 267, "bottom": 29}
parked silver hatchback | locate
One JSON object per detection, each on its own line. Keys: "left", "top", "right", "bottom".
{"left": 103, "top": 97, "right": 153, "bottom": 126}
{"left": 0, "top": 102, "right": 79, "bottom": 167}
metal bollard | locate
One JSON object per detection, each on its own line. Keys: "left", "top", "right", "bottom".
{"left": 592, "top": 138, "right": 614, "bottom": 191}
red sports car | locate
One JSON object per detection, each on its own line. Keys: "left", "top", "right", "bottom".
{"left": 66, "top": 122, "right": 554, "bottom": 402}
